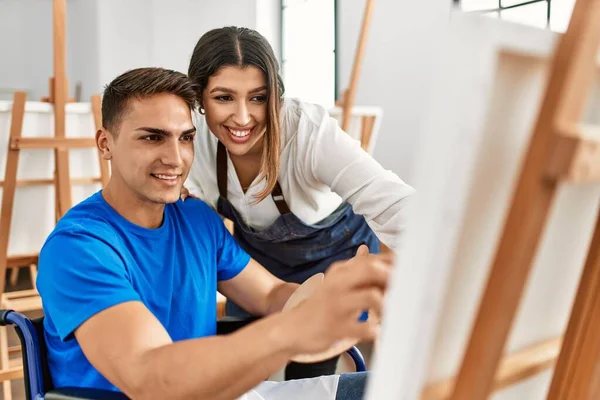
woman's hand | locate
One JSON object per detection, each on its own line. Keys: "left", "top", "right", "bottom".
{"left": 180, "top": 186, "right": 197, "bottom": 201}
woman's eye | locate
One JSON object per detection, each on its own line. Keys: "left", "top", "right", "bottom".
{"left": 252, "top": 95, "right": 267, "bottom": 103}
{"left": 215, "top": 95, "right": 232, "bottom": 101}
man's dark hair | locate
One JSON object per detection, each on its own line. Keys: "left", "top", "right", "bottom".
{"left": 102, "top": 67, "right": 199, "bottom": 133}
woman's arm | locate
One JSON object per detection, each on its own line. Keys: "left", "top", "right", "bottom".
{"left": 303, "top": 107, "right": 415, "bottom": 250}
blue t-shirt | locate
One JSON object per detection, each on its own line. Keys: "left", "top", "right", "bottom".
{"left": 36, "top": 191, "right": 250, "bottom": 391}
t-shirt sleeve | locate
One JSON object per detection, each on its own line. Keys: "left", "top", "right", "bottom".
{"left": 203, "top": 205, "right": 251, "bottom": 281}
{"left": 36, "top": 229, "right": 141, "bottom": 341}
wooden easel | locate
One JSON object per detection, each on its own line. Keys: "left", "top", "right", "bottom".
{"left": 0, "top": 1, "right": 108, "bottom": 398}
{"left": 339, "top": 0, "right": 375, "bottom": 132}
{"left": 444, "top": 0, "right": 600, "bottom": 398}
{"left": 335, "top": 0, "right": 378, "bottom": 152}
{"left": 335, "top": 0, "right": 394, "bottom": 259}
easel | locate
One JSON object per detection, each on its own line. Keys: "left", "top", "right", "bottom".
{"left": 335, "top": 0, "right": 379, "bottom": 152}
{"left": 445, "top": 0, "right": 600, "bottom": 398}
{"left": 0, "top": 1, "right": 108, "bottom": 398}
{"left": 335, "top": 0, "right": 394, "bottom": 259}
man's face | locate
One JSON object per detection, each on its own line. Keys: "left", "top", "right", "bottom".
{"left": 103, "top": 93, "right": 196, "bottom": 205}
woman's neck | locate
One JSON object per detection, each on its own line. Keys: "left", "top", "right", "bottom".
{"left": 228, "top": 134, "right": 265, "bottom": 193}
{"left": 229, "top": 151, "right": 263, "bottom": 193}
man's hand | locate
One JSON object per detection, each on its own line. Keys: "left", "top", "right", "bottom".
{"left": 355, "top": 244, "right": 369, "bottom": 257}
{"left": 285, "top": 246, "right": 393, "bottom": 355}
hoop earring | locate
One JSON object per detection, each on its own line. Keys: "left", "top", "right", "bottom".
{"left": 199, "top": 107, "right": 205, "bottom": 115}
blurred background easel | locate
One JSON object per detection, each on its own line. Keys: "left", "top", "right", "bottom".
{"left": 0, "top": 1, "right": 108, "bottom": 398}
{"left": 332, "top": 0, "right": 379, "bottom": 154}
{"left": 332, "top": 0, "right": 391, "bottom": 256}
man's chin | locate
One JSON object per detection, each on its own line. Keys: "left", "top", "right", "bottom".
{"left": 160, "top": 193, "right": 182, "bottom": 204}
{"left": 148, "top": 189, "right": 182, "bottom": 205}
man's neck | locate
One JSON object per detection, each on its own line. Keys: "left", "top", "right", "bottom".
{"left": 102, "top": 180, "right": 165, "bottom": 229}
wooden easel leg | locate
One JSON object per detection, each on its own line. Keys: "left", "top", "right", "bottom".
{"left": 8, "top": 268, "right": 18, "bottom": 288}
{"left": 0, "top": 92, "right": 27, "bottom": 297}
{"left": 341, "top": 0, "right": 375, "bottom": 132}
{"left": 547, "top": 203, "right": 600, "bottom": 400}
{"left": 0, "top": 326, "right": 12, "bottom": 400}
{"left": 449, "top": 0, "right": 600, "bottom": 397}
{"left": 52, "top": 0, "right": 72, "bottom": 218}
{"left": 360, "top": 115, "right": 376, "bottom": 152}
{"left": 449, "top": 173, "right": 558, "bottom": 400}
{"left": 28, "top": 264, "right": 38, "bottom": 289}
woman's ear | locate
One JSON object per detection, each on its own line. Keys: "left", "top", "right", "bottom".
{"left": 198, "top": 90, "right": 207, "bottom": 114}
{"left": 96, "top": 128, "right": 112, "bottom": 161}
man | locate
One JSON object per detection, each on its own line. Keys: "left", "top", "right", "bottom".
{"left": 37, "top": 67, "right": 391, "bottom": 400}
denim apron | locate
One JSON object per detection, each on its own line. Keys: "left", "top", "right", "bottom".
{"left": 216, "top": 142, "right": 379, "bottom": 317}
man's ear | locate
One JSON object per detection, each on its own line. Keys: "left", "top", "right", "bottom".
{"left": 96, "top": 128, "right": 113, "bottom": 161}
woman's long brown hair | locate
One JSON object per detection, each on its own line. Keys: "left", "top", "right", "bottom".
{"left": 188, "top": 26, "right": 285, "bottom": 203}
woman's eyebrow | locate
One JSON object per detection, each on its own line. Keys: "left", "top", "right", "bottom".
{"left": 209, "top": 85, "right": 267, "bottom": 94}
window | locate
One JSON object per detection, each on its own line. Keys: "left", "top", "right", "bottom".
{"left": 281, "top": 0, "right": 336, "bottom": 108}
{"left": 458, "top": 0, "right": 577, "bottom": 33}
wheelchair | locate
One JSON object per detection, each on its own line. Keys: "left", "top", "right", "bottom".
{"left": 0, "top": 309, "right": 366, "bottom": 400}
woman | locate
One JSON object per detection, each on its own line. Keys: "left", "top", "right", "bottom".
{"left": 185, "top": 26, "right": 414, "bottom": 380}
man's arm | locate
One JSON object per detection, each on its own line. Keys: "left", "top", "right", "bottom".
{"left": 76, "top": 249, "right": 391, "bottom": 400}
{"left": 75, "top": 300, "right": 299, "bottom": 400}
{"left": 218, "top": 247, "right": 372, "bottom": 316}
{"left": 217, "top": 258, "right": 299, "bottom": 315}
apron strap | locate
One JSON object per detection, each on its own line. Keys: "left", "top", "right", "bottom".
{"left": 271, "top": 181, "right": 291, "bottom": 215}
{"left": 216, "top": 141, "right": 291, "bottom": 215}
{"left": 217, "top": 141, "right": 228, "bottom": 198}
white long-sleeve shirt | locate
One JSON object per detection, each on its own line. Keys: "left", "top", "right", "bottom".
{"left": 186, "top": 97, "right": 414, "bottom": 250}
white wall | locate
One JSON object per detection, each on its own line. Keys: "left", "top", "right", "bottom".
{"left": 0, "top": 0, "right": 28, "bottom": 98}
{"left": 95, "top": 0, "right": 154, "bottom": 90}
{"left": 68, "top": 0, "right": 100, "bottom": 101}
{"left": 0, "top": 0, "right": 101, "bottom": 101}
{"left": 0, "top": 0, "right": 54, "bottom": 100}
{"left": 0, "top": 0, "right": 279, "bottom": 101}
{"left": 256, "top": 0, "right": 282, "bottom": 62}
{"left": 96, "top": 0, "right": 260, "bottom": 86}
{"left": 336, "top": 1, "right": 578, "bottom": 182}
{"left": 94, "top": 0, "right": 261, "bottom": 93}
{"left": 337, "top": 0, "right": 452, "bottom": 182}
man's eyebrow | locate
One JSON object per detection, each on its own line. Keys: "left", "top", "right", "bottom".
{"left": 181, "top": 128, "right": 196, "bottom": 135}
{"left": 135, "top": 127, "right": 172, "bottom": 136}
{"left": 134, "top": 127, "right": 196, "bottom": 136}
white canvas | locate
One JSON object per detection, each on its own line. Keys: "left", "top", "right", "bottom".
{"left": 0, "top": 100, "right": 102, "bottom": 256}
{"left": 367, "top": 11, "right": 600, "bottom": 400}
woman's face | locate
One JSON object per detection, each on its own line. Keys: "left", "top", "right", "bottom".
{"left": 202, "top": 65, "right": 268, "bottom": 157}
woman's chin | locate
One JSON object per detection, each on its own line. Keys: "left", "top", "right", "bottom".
{"left": 221, "top": 136, "right": 262, "bottom": 157}
{"left": 225, "top": 143, "right": 252, "bottom": 157}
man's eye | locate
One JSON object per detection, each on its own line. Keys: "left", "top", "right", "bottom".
{"left": 181, "top": 134, "right": 195, "bottom": 142}
{"left": 143, "top": 135, "right": 161, "bottom": 141}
